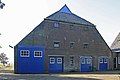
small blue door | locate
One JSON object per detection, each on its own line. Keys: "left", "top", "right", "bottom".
{"left": 99, "top": 57, "right": 108, "bottom": 71}
{"left": 80, "top": 56, "right": 92, "bottom": 72}
{"left": 49, "top": 57, "right": 63, "bottom": 73}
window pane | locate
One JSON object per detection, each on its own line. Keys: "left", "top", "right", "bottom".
{"left": 83, "top": 43, "right": 89, "bottom": 48}
{"left": 54, "top": 41, "right": 60, "bottom": 48}
{"left": 54, "top": 22, "right": 59, "bottom": 28}
{"left": 99, "top": 58, "right": 103, "bottom": 63}
{"left": 81, "top": 57, "right": 85, "bottom": 64}
{"left": 70, "top": 42, "right": 75, "bottom": 48}
{"left": 20, "top": 50, "right": 29, "bottom": 57}
{"left": 50, "top": 58, "right": 55, "bottom": 64}
{"left": 57, "top": 58, "right": 62, "bottom": 64}
{"left": 34, "top": 51, "right": 42, "bottom": 57}
{"left": 104, "top": 58, "right": 108, "bottom": 63}
{"left": 70, "top": 56, "right": 74, "bottom": 66}
{"left": 86, "top": 58, "right": 92, "bottom": 64}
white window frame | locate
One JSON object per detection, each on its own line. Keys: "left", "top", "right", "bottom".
{"left": 80, "top": 56, "right": 92, "bottom": 64}
{"left": 104, "top": 58, "right": 108, "bottom": 63}
{"left": 83, "top": 43, "right": 89, "bottom": 48}
{"left": 70, "top": 42, "right": 75, "bottom": 48}
{"left": 70, "top": 56, "right": 74, "bottom": 66}
{"left": 81, "top": 57, "right": 85, "bottom": 64}
{"left": 34, "top": 51, "right": 42, "bottom": 57}
{"left": 99, "top": 56, "right": 108, "bottom": 63}
{"left": 20, "top": 50, "right": 30, "bottom": 57}
{"left": 54, "top": 22, "right": 59, "bottom": 28}
{"left": 50, "top": 58, "right": 55, "bottom": 64}
{"left": 86, "top": 58, "right": 92, "bottom": 64}
{"left": 99, "top": 58, "right": 103, "bottom": 63}
{"left": 57, "top": 58, "right": 62, "bottom": 64}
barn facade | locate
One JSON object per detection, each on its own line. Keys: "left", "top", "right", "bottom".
{"left": 14, "top": 5, "right": 113, "bottom": 73}
{"left": 111, "top": 32, "right": 120, "bottom": 70}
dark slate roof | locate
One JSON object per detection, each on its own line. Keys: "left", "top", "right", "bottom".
{"left": 46, "top": 5, "right": 94, "bottom": 26}
{"left": 111, "top": 32, "right": 120, "bottom": 50}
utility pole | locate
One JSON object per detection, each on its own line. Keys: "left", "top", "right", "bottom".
{"left": 0, "top": 0, "right": 5, "bottom": 9}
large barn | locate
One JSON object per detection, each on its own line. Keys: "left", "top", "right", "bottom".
{"left": 111, "top": 32, "right": 120, "bottom": 70}
{"left": 14, "top": 5, "right": 113, "bottom": 73}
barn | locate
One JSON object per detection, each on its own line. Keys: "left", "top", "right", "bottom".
{"left": 111, "top": 32, "right": 120, "bottom": 70}
{"left": 14, "top": 5, "right": 113, "bottom": 73}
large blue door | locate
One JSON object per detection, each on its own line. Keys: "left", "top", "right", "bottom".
{"left": 99, "top": 57, "right": 108, "bottom": 71}
{"left": 80, "top": 56, "right": 92, "bottom": 72}
{"left": 49, "top": 56, "right": 63, "bottom": 73}
{"left": 17, "top": 46, "right": 45, "bottom": 73}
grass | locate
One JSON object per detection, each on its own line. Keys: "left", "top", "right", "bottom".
{"left": 0, "top": 63, "right": 13, "bottom": 71}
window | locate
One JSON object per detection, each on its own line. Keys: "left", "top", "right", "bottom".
{"left": 70, "top": 56, "right": 74, "bottom": 66}
{"left": 57, "top": 58, "right": 62, "bottom": 64}
{"left": 83, "top": 43, "right": 89, "bottom": 48}
{"left": 117, "top": 39, "right": 120, "bottom": 42}
{"left": 34, "top": 51, "right": 42, "bottom": 57}
{"left": 81, "top": 57, "right": 85, "bottom": 64}
{"left": 54, "top": 41, "right": 60, "bottom": 48}
{"left": 70, "top": 42, "right": 75, "bottom": 48}
{"left": 70, "top": 25, "right": 74, "bottom": 30}
{"left": 104, "top": 58, "right": 108, "bottom": 63}
{"left": 20, "top": 50, "right": 30, "bottom": 57}
{"left": 99, "top": 58, "right": 103, "bottom": 63}
{"left": 50, "top": 58, "right": 55, "bottom": 64}
{"left": 54, "top": 22, "right": 59, "bottom": 28}
{"left": 84, "top": 27, "right": 89, "bottom": 31}
{"left": 86, "top": 58, "right": 92, "bottom": 64}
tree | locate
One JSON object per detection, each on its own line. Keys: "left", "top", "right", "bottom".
{"left": 0, "top": 0, "right": 5, "bottom": 9}
{"left": 0, "top": 53, "right": 8, "bottom": 66}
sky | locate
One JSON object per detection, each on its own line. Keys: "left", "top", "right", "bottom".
{"left": 0, "top": 0, "right": 120, "bottom": 63}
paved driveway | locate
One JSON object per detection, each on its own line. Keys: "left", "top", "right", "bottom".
{"left": 0, "top": 73, "right": 120, "bottom": 80}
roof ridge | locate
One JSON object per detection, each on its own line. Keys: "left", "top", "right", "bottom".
{"left": 46, "top": 5, "right": 94, "bottom": 26}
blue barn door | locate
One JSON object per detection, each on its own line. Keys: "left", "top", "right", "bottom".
{"left": 99, "top": 57, "right": 108, "bottom": 71}
{"left": 49, "top": 56, "right": 63, "bottom": 73}
{"left": 17, "top": 46, "right": 45, "bottom": 73}
{"left": 80, "top": 56, "right": 92, "bottom": 72}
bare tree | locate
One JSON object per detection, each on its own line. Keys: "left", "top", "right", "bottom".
{"left": 0, "top": 53, "right": 8, "bottom": 66}
{"left": 0, "top": 0, "right": 5, "bottom": 9}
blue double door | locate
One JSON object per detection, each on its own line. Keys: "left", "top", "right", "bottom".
{"left": 49, "top": 56, "right": 63, "bottom": 73}
{"left": 80, "top": 56, "right": 92, "bottom": 72}
{"left": 17, "top": 46, "right": 45, "bottom": 73}
{"left": 99, "top": 57, "right": 108, "bottom": 71}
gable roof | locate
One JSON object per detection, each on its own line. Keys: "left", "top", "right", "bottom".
{"left": 111, "top": 32, "right": 120, "bottom": 50}
{"left": 46, "top": 5, "right": 94, "bottom": 26}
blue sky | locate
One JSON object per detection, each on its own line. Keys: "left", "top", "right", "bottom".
{"left": 0, "top": 0, "right": 120, "bottom": 63}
